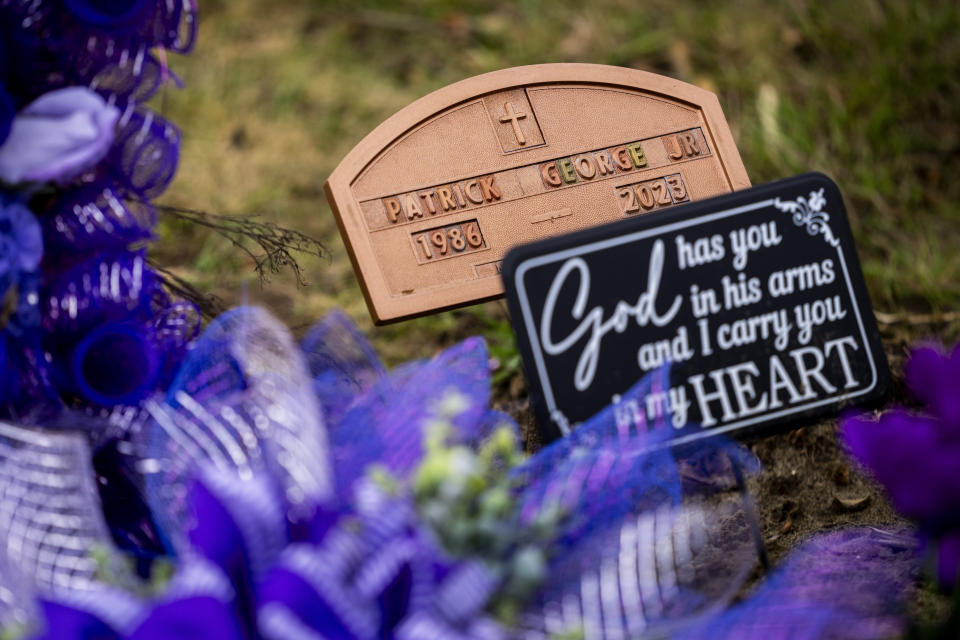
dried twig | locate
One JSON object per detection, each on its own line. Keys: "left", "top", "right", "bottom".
{"left": 153, "top": 204, "right": 327, "bottom": 287}
{"left": 148, "top": 259, "right": 227, "bottom": 320}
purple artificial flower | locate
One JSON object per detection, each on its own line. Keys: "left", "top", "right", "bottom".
{"left": 0, "top": 87, "right": 120, "bottom": 184}
{"left": 0, "top": 200, "right": 43, "bottom": 291}
{"left": 906, "top": 343, "right": 960, "bottom": 431}
{"left": 843, "top": 343, "right": 960, "bottom": 587}
{"left": 843, "top": 410, "right": 960, "bottom": 530}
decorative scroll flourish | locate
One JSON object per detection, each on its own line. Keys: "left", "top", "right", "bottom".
{"left": 773, "top": 188, "right": 840, "bottom": 247}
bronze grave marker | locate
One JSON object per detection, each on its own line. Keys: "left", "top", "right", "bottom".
{"left": 325, "top": 64, "right": 750, "bottom": 324}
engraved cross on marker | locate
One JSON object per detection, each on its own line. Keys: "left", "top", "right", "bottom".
{"left": 499, "top": 101, "right": 527, "bottom": 145}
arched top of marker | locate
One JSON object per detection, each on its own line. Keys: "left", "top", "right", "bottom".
{"left": 326, "top": 63, "right": 750, "bottom": 324}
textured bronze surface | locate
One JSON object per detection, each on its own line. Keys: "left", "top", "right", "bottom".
{"left": 325, "top": 64, "right": 750, "bottom": 324}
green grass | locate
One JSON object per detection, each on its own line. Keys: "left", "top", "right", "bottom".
{"left": 153, "top": 0, "right": 960, "bottom": 365}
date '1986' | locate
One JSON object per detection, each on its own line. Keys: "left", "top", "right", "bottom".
{"left": 412, "top": 219, "right": 487, "bottom": 264}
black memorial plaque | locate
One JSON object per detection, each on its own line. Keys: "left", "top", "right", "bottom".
{"left": 503, "top": 173, "right": 890, "bottom": 444}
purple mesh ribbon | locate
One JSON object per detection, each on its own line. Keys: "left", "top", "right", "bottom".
{"left": 0, "top": 421, "right": 116, "bottom": 592}
{"left": 71, "top": 321, "right": 161, "bottom": 406}
{"left": 91, "top": 432, "right": 168, "bottom": 561}
{"left": 39, "top": 250, "right": 197, "bottom": 406}
{"left": 36, "top": 585, "right": 143, "bottom": 639}
{"left": 0, "top": 323, "right": 61, "bottom": 423}
{"left": 136, "top": 307, "right": 333, "bottom": 554}
{"left": 299, "top": 310, "right": 386, "bottom": 426}
{"left": 68, "top": 309, "right": 198, "bottom": 408}
{"left": 43, "top": 250, "right": 160, "bottom": 335}
{"left": 0, "top": 419, "right": 131, "bottom": 640}
{"left": 31, "top": 464, "right": 277, "bottom": 639}
{"left": 33, "top": 472, "right": 506, "bottom": 639}
{"left": 106, "top": 107, "right": 181, "bottom": 199}
{"left": 125, "top": 558, "right": 243, "bottom": 640}
{"left": 328, "top": 336, "right": 495, "bottom": 492}
{"left": 511, "top": 365, "right": 761, "bottom": 637}
{"left": 0, "top": 539, "right": 38, "bottom": 634}
{"left": 4, "top": 0, "right": 197, "bottom": 106}
{"left": 258, "top": 479, "right": 507, "bottom": 640}
{"left": 42, "top": 183, "right": 156, "bottom": 251}
{"left": 24, "top": 310, "right": 780, "bottom": 638}
{"left": 516, "top": 499, "right": 759, "bottom": 639}
{"left": 674, "top": 528, "right": 917, "bottom": 640}
{"left": 0, "top": 0, "right": 198, "bottom": 415}
{"left": 33, "top": 558, "right": 243, "bottom": 640}
{"left": 512, "top": 365, "right": 680, "bottom": 538}
{"left": 179, "top": 467, "right": 288, "bottom": 637}
{"left": 91, "top": 49, "right": 168, "bottom": 105}
{"left": 40, "top": 250, "right": 196, "bottom": 360}
{"left": 155, "top": 300, "right": 201, "bottom": 340}
{"left": 0, "top": 1, "right": 208, "bottom": 628}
